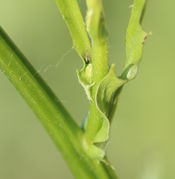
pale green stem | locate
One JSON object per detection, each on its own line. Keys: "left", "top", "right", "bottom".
{"left": 55, "top": 0, "right": 91, "bottom": 61}
{"left": 85, "top": 0, "right": 109, "bottom": 142}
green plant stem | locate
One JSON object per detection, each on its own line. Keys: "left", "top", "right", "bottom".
{"left": 0, "top": 27, "right": 117, "bottom": 179}
{"left": 86, "top": 0, "right": 109, "bottom": 83}
{"left": 85, "top": 0, "right": 109, "bottom": 143}
{"left": 55, "top": 0, "right": 91, "bottom": 61}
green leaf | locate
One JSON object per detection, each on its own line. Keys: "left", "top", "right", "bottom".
{"left": 77, "top": 63, "right": 94, "bottom": 100}
{"left": 124, "top": 0, "right": 148, "bottom": 79}
{"left": 96, "top": 65, "right": 125, "bottom": 120}
{"left": 81, "top": 65, "right": 126, "bottom": 159}
{"left": 93, "top": 65, "right": 126, "bottom": 143}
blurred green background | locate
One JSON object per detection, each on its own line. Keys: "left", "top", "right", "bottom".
{"left": 0, "top": 0, "right": 175, "bottom": 178}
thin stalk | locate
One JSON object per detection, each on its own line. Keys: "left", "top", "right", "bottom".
{"left": 0, "top": 27, "right": 117, "bottom": 179}
{"left": 55, "top": 0, "right": 91, "bottom": 61}
{"left": 85, "top": 0, "right": 109, "bottom": 142}
{"left": 86, "top": 0, "right": 109, "bottom": 83}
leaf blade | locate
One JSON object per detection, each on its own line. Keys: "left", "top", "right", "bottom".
{"left": 125, "top": 0, "right": 147, "bottom": 75}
